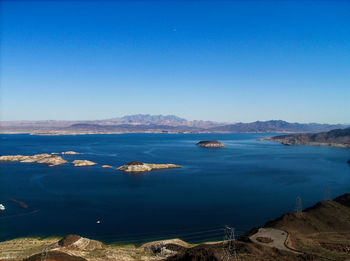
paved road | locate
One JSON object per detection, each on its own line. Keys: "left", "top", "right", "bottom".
{"left": 249, "top": 228, "right": 299, "bottom": 254}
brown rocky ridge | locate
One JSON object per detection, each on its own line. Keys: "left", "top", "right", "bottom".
{"left": 261, "top": 127, "right": 350, "bottom": 148}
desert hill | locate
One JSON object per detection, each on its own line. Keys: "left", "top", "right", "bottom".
{"left": 264, "top": 127, "right": 350, "bottom": 148}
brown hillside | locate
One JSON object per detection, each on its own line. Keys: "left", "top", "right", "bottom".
{"left": 265, "top": 194, "right": 350, "bottom": 260}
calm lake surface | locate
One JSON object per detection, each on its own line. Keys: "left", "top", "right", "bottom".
{"left": 1, "top": 133, "right": 349, "bottom": 244}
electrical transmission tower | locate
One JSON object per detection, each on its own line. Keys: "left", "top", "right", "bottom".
{"left": 222, "top": 225, "right": 237, "bottom": 260}
{"left": 295, "top": 196, "right": 302, "bottom": 213}
{"left": 324, "top": 186, "right": 331, "bottom": 201}
{"left": 40, "top": 247, "right": 49, "bottom": 261}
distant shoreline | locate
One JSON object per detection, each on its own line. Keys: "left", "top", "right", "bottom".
{"left": 0, "top": 131, "right": 298, "bottom": 136}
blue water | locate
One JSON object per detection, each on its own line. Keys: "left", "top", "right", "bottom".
{"left": 0, "top": 133, "right": 350, "bottom": 244}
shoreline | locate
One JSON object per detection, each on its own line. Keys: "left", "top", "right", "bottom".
{"left": 0, "top": 131, "right": 298, "bottom": 136}
{"left": 2, "top": 192, "right": 350, "bottom": 260}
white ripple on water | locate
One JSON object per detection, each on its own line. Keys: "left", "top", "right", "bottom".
{"left": 30, "top": 174, "right": 65, "bottom": 198}
{"left": 143, "top": 148, "right": 156, "bottom": 155}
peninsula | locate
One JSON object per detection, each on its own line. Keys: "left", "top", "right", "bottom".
{"left": 262, "top": 127, "right": 350, "bottom": 148}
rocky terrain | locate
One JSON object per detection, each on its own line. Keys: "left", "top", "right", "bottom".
{"left": 61, "top": 151, "right": 80, "bottom": 155}
{"left": 0, "top": 154, "right": 180, "bottom": 172}
{"left": 0, "top": 154, "right": 67, "bottom": 166}
{"left": 260, "top": 193, "right": 350, "bottom": 260}
{"left": 262, "top": 127, "right": 350, "bottom": 148}
{"left": 117, "top": 161, "right": 181, "bottom": 172}
{"left": 71, "top": 160, "right": 97, "bottom": 167}
{"left": 1, "top": 115, "right": 347, "bottom": 135}
{"left": 3, "top": 194, "right": 350, "bottom": 260}
{"left": 196, "top": 140, "right": 225, "bottom": 148}
{"left": 0, "top": 153, "right": 99, "bottom": 168}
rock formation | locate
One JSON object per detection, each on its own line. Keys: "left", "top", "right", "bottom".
{"left": 196, "top": 140, "right": 224, "bottom": 148}
{"left": 23, "top": 251, "right": 87, "bottom": 261}
{"left": 58, "top": 235, "right": 102, "bottom": 251}
{"left": 61, "top": 151, "right": 80, "bottom": 155}
{"left": 71, "top": 160, "right": 97, "bottom": 167}
{"left": 0, "top": 154, "right": 67, "bottom": 166}
{"left": 101, "top": 165, "right": 113, "bottom": 168}
{"left": 117, "top": 161, "right": 181, "bottom": 172}
{"left": 141, "top": 239, "right": 188, "bottom": 256}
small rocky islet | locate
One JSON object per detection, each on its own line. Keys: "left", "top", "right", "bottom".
{"left": 0, "top": 152, "right": 97, "bottom": 167}
{"left": 196, "top": 140, "right": 224, "bottom": 148}
{"left": 117, "top": 161, "right": 181, "bottom": 172}
{"left": 61, "top": 151, "right": 80, "bottom": 155}
{"left": 0, "top": 153, "right": 181, "bottom": 172}
{"left": 0, "top": 154, "right": 67, "bottom": 167}
{"left": 71, "top": 160, "right": 97, "bottom": 167}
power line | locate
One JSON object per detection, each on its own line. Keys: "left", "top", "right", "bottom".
{"left": 295, "top": 196, "right": 302, "bottom": 214}
{"left": 222, "top": 225, "right": 237, "bottom": 260}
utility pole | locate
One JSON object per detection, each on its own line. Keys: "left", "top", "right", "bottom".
{"left": 222, "top": 225, "right": 237, "bottom": 260}
{"left": 295, "top": 196, "right": 302, "bottom": 214}
{"left": 40, "top": 247, "right": 49, "bottom": 261}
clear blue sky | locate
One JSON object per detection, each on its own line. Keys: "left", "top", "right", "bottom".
{"left": 1, "top": 1, "right": 349, "bottom": 123}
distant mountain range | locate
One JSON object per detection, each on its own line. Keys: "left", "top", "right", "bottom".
{"left": 0, "top": 114, "right": 347, "bottom": 135}
{"left": 208, "top": 120, "right": 345, "bottom": 133}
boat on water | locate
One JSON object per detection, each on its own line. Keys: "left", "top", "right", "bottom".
{"left": 0, "top": 204, "right": 5, "bottom": 211}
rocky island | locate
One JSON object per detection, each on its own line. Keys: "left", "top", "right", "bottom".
{"left": 196, "top": 140, "right": 224, "bottom": 148}
{"left": 0, "top": 154, "right": 100, "bottom": 168}
{"left": 0, "top": 154, "right": 67, "bottom": 166}
{"left": 71, "top": 160, "right": 97, "bottom": 167}
{"left": 261, "top": 127, "right": 350, "bottom": 148}
{"left": 61, "top": 151, "right": 80, "bottom": 155}
{"left": 117, "top": 161, "right": 181, "bottom": 172}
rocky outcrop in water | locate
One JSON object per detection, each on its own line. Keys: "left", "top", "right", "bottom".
{"left": 196, "top": 140, "right": 224, "bottom": 148}
{"left": 101, "top": 165, "right": 113, "bottom": 168}
{"left": 0, "top": 154, "right": 67, "bottom": 166}
{"left": 117, "top": 161, "right": 181, "bottom": 172}
{"left": 61, "top": 151, "right": 80, "bottom": 155}
{"left": 71, "top": 160, "right": 97, "bottom": 167}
